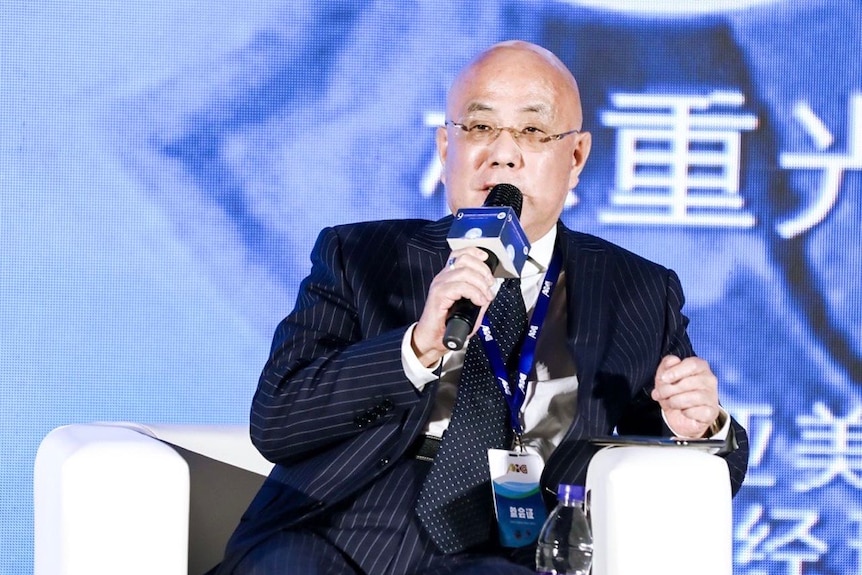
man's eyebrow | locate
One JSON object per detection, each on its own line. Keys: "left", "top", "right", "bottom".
{"left": 463, "top": 101, "right": 553, "bottom": 118}
{"left": 465, "top": 102, "right": 493, "bottom": 114}
{"left": 520, "top": 103, "right": 551, "bottom": 116}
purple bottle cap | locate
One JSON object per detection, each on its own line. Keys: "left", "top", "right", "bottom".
{"left": 557, "top": 483, "right": 585, "bottom": 502}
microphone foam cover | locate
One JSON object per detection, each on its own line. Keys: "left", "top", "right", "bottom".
{"left": 484, "top": 183, "right": 523, "bottom": 218}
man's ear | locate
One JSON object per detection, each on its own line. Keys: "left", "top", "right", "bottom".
{"left": 567, "top": 131, "right": 592, "bottom": 190}
{"left": 436, "top": 126, "right": 449, "bottom": 186}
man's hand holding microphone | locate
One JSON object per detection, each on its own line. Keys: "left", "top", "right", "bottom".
{"left": 411, "top": 184, "right": 528, "bottom": 367}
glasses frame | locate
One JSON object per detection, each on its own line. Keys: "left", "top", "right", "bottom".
{"left": 445, "top": 120, "right": 580, "bottom": 147}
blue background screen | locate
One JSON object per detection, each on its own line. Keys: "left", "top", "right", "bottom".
{"left": 4, "top": 1, "right": 862, "bottom": 573}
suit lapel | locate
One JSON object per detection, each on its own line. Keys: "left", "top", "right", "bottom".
{"left": 399, "top": 216, "right": 452, "bottom": 323}
{"left": 559, "top": 224, "right": 609, "bottom": 421}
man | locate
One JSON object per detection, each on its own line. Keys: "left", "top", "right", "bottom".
{"left": 214, "top": 40, "right": 749, "bottom": 574}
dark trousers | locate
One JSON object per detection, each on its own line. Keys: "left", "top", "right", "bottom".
{"left": 231, "top": 457, "right": 536, "bottom": 575}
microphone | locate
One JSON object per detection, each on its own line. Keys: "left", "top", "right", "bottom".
{"left": 442, "top": 183, "right": 530, "bottom": 350}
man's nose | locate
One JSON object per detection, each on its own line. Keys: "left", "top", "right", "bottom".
{"left": 486, "top": 128, "right": 523, "bottom": 168}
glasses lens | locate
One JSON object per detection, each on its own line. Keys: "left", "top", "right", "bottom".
{"left": 453, "top": 122, "right": 550, "bottom": 151}
{"left": 464, "top": 123, "right": 496, "bottom": 144}
{"left": 519, "top": 130, "right": 545, "bottom": 150}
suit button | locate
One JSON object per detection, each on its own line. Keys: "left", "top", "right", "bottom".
{"left": 377, "top": 457, "right": 390, "bottom": 467}
{"left": 354, "top": 415, "right": 370, "bottom": 428}
{"left": 381, "top": 399, "right": 394, "bottom": 411}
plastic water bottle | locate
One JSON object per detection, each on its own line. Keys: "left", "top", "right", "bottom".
{"left": 535, "top": 484, "right": 593, "bottom": 575}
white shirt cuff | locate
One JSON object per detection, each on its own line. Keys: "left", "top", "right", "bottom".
{"left": 401, "top": 323, "right": 443, "bottom": 391}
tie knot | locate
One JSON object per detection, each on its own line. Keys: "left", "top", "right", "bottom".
{"left": 500, "top": 277, "right": 521, "bottom": 292}
{"left": 495, "top": 279, "right": 522, "bottom": 312}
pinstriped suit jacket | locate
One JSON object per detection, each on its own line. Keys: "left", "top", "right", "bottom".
{"left": 217, "top": 215, "right": 749, "bottom": 572}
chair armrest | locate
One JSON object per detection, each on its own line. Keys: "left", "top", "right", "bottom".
{"left": 34, "top": 424, "right": 190, "bottom": 575}
{"left": 35, "top": 423, "right": 274, "bottom": 575}
{"left": 586, "top": 445, "right": 733, "bottom": 575}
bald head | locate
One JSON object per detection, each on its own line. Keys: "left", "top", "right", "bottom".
{"left": 437, "top": 40, "right": 592, "bottom": 241}
{"left": 447, "top": 41, "right": 583, "bottom": 131}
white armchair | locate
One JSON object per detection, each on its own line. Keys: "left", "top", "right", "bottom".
{"left": 34, "top": 426, "right": 733, "bottom": 575}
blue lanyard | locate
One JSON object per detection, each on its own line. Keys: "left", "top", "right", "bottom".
{"left": 478, "top": 243, "right": 564, "bottom": 439}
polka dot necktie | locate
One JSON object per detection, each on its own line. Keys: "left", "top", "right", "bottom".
{"left": 415, "top": 278, "right": 528, "bottom": 554}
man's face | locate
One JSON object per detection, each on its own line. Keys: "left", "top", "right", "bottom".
{"left": 437, "top": 45, "right": 591, "bottom": 242}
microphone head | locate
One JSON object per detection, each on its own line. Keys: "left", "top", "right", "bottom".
{"left": 483, "top": 183, "right": 523, "bottom": 218}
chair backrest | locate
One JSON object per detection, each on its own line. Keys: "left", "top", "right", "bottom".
{"left": 173, "top": 444, "right": 267, "bottom": 573}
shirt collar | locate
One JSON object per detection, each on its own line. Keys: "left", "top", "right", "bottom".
{"left": 521, "top": 226, "right": 557, "bottom": 278}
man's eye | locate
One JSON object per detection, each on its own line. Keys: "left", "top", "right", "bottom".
{"left": 469, "top": 124, "right": 494, "bottom": 133}
{"left": 521, "top": 126, "right": 544, "bottom": 135}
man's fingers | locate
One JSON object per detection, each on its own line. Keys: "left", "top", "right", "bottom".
{"left": 658, "top": 354, "right": 681, "bottom": 373}
{"left": 658, "top": 355, "right": 706, "bottom": 384}
{"left": 655, "top": 387, "right": 713, "bottom": 412}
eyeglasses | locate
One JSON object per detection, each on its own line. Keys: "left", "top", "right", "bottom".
{"left": 445, "top": 120, "right": 580, "bottom": 151}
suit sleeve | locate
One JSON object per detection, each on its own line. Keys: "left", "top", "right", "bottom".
{"left": 616, "top": 267, "right": 749, "bottom": 495}
{"left": 249, "top": 225, "right": 429, "bottom": 465}
{"left": 664, "top": 268, "right": 750, "bottom": 495}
